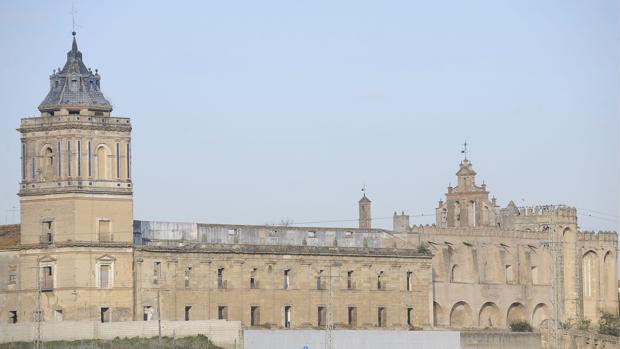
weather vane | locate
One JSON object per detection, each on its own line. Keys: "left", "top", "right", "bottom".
{"left": 461, "top": 140, "right": 469, "bottom": 160}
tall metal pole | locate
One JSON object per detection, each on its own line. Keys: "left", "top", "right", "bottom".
{"left": 35, "top": 266, "right": 42, "bottom": 349}
{"left": 326, "top": 264, "right": 334, "bottom": 349}
{"left": 157, "top": 289, "right": 162, "bottom": 339}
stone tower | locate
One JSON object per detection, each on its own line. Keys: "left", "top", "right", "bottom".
{"left": 15, "top": 33, "right": 135, "bottom": 322}
{"left": 19, "top": 33, "right": 133, "bottom": 245}
{"left": 359, "top": 194, "right": 371, "bottom": 229}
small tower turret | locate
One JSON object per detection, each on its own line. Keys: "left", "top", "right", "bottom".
{"left": 359, "top": 192, "right": 371, "bottom": 229}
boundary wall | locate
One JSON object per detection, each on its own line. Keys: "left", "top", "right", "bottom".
{"left": 0, "top": 320, "right": 242, "bottom": 349}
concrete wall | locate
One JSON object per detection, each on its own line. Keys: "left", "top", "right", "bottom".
{"left": 0, "top": 320, "right": 241, "bottom": 349}
{"left": 460, "top": 331, "right": 541, "bottom": 349}
{"left": 243, "top": 330, "right": 461, "bottom": 349}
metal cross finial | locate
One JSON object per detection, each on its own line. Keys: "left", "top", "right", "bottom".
{"left": 461, "top": 140, "right": 469, "bottom": 160}
{"left": 70, "top": 3, "right": 77, "bottom": 35}
{"left": 361, "top": 184, "right": 366, "bottom": 196}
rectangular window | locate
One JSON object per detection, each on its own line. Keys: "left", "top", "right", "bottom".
{"left": 184, "top": 268, "right": 191, "bottom": 288}
{"left": 54, "top": 309, "right": 63, "bottom": 322}
{"left": 283, "top": 269, "right": 290, "bottom": 289}
{"left": 250, "top": 306, "right": 260, "bottom": 326}
{"left": 98, "top": 219, "right": 111, "bottom": 242}
{"left": 42, "top": 221, "right": 54, "bottom": 244}
{"left": 32, "top": 157, "right": 35, "bottom": 178}
{"left": 143, "top": 306, "right": 153, "bottom": 321}
{"left": 9, "top": 311, "right": 17, "bottom": 324}
{"left": 377, "top": 307, "right": 386, "bottom": 327}
{"left": 41, "top": 266, "right": 53, "bottom": 291}
{"left": 250, "top": 268, "right": 257, "bottom": 289}
{"left": 218, "top": 306, "right": 228, "bottom": 320}
{"left": 8, "top": 265, "right": 17, "bottom": 285}
{"left": 217, "top": 268, "right": 225, "bottom": 289}
{"left": 347, "top": 271, "right": 354, "bottom": 289}
{"left": 505, "top": 265, "right": 514, "bottom": 284}
{"left": 77, "top": 140, "right": 81, "bottom": 177}
{"left": 531, "top": 266, "right": 539, "bottom": 285}
{"left": 317, "top": 306, "right": 326, "bottom": 327}
{"left": 184, "top": 306, "right": 191, "bottom": 321}
{"left": 21, "top": 143, "right": 25, "bottom": 180}
{"left": 67, "top": 141, "right": 71, "bottom": 177}
{"left": 377, "top": 271, "right": 384, "bottom": 290}
{"left": 316, "top": 270, "right": 323, "bottom": 290}
{"left": 407, "top": 271, "right": 413, "bottom": 291}
{"left": 153, "top": 262, "right": 161, "bottom": 285}
{"left": 88, "top": 141, "right": 92, "bottom": 177}
{"left": 284, "top": 306, "right": 291, "bottom": 328}
{"left": 100, "top": 307, "right": 110, "bottom": 323}
{"left": 348, "top": 306, "right": 357, "bottom": 327}
{"left": 126, "top": 143, "right": 131, "bottom": 178}
{"left": 99, "top": 265, "right": 110, "bottom": 288}
{"left": 407, "top": 307, "right": 413, "bottom": 327}
{"left": 116, "top": 143, "right": 120, "bottom": 178}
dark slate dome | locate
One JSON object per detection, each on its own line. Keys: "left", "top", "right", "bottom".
{"left": 38, "top": 33, "right": 112, "bottom": 113}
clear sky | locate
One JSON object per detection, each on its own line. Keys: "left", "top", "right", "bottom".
{"left": 0, "top": 1, "right": 618, "bottom": 234}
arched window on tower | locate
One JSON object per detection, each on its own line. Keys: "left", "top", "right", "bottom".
{"left": 96, "top": 145, "right": 109, "bottom": 180}
{"left": 42, "top": 146, "right": 55, "bottom": 180}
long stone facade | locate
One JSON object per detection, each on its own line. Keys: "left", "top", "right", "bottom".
{"left": 0, "top": 34, "right": 617, "bottom": 339}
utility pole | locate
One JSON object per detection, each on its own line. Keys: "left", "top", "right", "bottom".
{"left": 34, "top": 266, "right": 42, "bottom": 349}
{"left": 326, "top": 262, "right": 342, "bottom": 349}
{"left": 157, "top": 289, "right": 162, "bottom": 342}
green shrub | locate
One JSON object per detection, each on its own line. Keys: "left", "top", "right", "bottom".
{"left": 598, "top": 312, "right": 620, "bottom": 337}
{"left": 510, "top": 320, "right": 533, "bottom": 332}
{"left": 577, "top": 319, "right": 591, "bottom": 331}
{"left": 416, "top": 243, "right": 430, "bottom": 254}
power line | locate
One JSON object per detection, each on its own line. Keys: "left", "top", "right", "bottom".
{"left": 288, "top": 213, "right": 435, "bottom": 226}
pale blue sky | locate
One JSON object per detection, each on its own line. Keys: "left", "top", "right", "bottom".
{"left": 0, "top": 1, "right": 618, "bottom": 233}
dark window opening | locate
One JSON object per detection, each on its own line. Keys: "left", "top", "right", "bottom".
{"left": 407, "top": 307, "right": 413, "bottom": 327}
{"left": 100, "top": 307, "right": 110, "bottom": 323}
{"left": 218, "top": 306, "right": 228, "bottom": 320}
{"left": 9, "top": 311, "right": 17, "bottom": 324}
{"left": 377, "top": 307, "right": 386, "bottom": 327}
{"left": 284, "top": 306, "right": 291, "bottom": 328}
{"left": 184, "top": 306, "right": 191, "bottom": 321}
{"left": 250, "top": 306, "right": 260, "bottom": 326}
{"left": 348, "top": 307, "right": 357, "bottom": 327}
{"left": 217, "top": 268, "right": 225, "bottom": 289}
{"left": 318, "top": 306, "right": 326, "bottom": 327}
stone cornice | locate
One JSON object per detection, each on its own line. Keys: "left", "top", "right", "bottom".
{"left": 136, "top": 243, "right": 431, "bottom": 259}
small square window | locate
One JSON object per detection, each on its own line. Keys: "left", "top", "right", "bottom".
{"left": 307, "top": 231, "right": 316, "bottom": 238}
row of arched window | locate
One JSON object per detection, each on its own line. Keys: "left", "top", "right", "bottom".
{"left": 21, "top": 141, "right": 130, "bottom": 181}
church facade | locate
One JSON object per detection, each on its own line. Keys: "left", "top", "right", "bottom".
{"left": 0, "top": 35, "right": 617, "bottom": 332}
